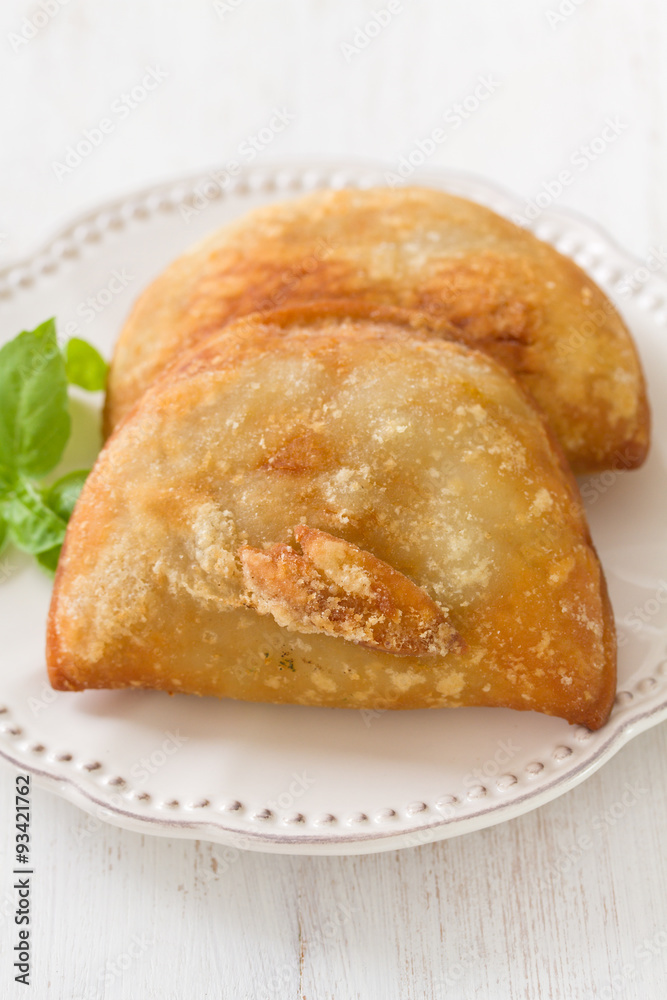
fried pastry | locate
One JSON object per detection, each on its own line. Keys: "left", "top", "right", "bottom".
{"left": 104, "top": 186, "right": 649, "bottom": 474}
{"left": 48, "top": 315, "right": 616, "bottom": 729}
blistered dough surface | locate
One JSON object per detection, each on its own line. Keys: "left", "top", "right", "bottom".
{"left": 50, "top": 317, "right": 616, "bottom": 728}
{"left": 104, "top": 186, "right": 649, "bottom": 473}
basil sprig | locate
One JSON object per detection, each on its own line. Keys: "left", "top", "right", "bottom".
{"left": 0, "top": 319, "right": 106, "bottom": 573}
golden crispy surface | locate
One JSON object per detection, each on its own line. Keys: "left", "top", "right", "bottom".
{"left": 104, "top": 186, "right": 649, "bottom": 473}
{"left": 49, "top": 315, "right": 616, "bottom": 728}
{"left": 240, "top": 525, "right": 463, "bottom": 657}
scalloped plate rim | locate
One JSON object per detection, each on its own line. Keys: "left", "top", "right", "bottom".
{"left": 0, "top": 699, "right": 666, "bottom": 855}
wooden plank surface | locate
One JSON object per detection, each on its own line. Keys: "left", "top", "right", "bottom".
{"left": 1, "top": 0, "right": 666, "bottom": 996}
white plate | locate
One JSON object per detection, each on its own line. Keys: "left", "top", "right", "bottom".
{"left": 0, "top": 163, "right": 666, "bottom": 856}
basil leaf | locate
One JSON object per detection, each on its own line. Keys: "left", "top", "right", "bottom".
{"left": 0, "top": 466, "right": 14, "bottom": 495}
{"left": 65, "top": 338, "right": 108, "bottom": 392}
{"left": 2, "top": 479, "right": 67, "bottom": 554}
{"left": 36, "top": 545, "right": 62, "bottom": 574}
{"left": 33, "top": 472, "right": 89, "bottom": 574}
{"left": 0, "top": 320, "right": 103, "bottom": 574}
{"left": 0, "top": 318, "right": 70, "bottom": 478}
{"left": 43, "top": 469, "right": 89, "bottom": 522}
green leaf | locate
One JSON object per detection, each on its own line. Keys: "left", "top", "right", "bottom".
{"left": 36, "top": 545, "right": 62, "bottom": 574}
{"left": 0, "top": 318, "right": 70, "bottom": 478}
{"left": 65, "top": 338, "right": 108, "bottom": 392}
{"left": 2, "top": 479, "right": 67, "bottom": 554}
{"left": 0, "top": 465, "right": 15, "bottom": 494}
{"left": 42, "top": 469, "right": 89, "bottom": 522}
{"left": 0, "top": 320, "right": 102, "bottom": 574}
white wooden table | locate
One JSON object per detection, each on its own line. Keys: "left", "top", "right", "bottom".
{"left": 1, "top": 1, "right": 666, "bottom": 996}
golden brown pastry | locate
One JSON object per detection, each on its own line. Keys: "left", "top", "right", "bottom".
{"left": 104, "top": 186, "right": 649, "bottom": 474}
{"left": 49, "top": 314, "right": 616, "bottom": 729}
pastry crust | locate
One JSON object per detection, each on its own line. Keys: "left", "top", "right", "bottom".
{"left": 48, "top": 315, "right": 616, "bottom": 728}
{"left": 239, "top": 526, "right": 463, "bottom": 657}
{"left": 103, "top": 186, "right": 649, "bottom": 473}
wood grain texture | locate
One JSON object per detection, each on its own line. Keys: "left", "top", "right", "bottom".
{"left": 2, "top": 726, "right": 667, "bottom": 998}
{"left": 1, "top": 0, "right": 667, "bottom": 997}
